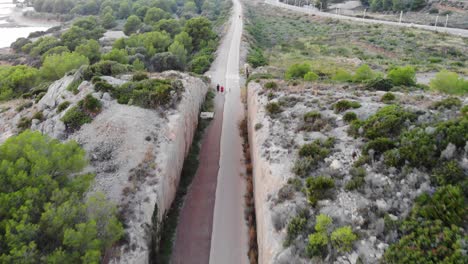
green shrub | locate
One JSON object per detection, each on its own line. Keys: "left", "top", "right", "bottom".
{"left": 345, "top": 167, "right": 366, "bottom": 191}
{"left": 113, "top": 79, "right": 182, "bottom": 109}
{"left": 334, "top": 100, "right": 361, "bottom": 113}
{"left": 461, "top": 105, "right": 468, "bottom": 117}
{"left": 285, "top": 63, "right": 311, "bottom": 80}
{"left": 94, "top": 81, "right": 114, "bottom": 92}
{"left": 353, "top": 64, "right": 377, "bottom": 83}
{"left": 299, "top": 140, "right": 331, "bottom": 159}
{"left": 284, "top": 215, "right": 307, "bottom": 246}
{"left": 381, "top": 92, "right": 396, "bottom": 103}
{"left": 0, "top": 65, "right": 40, "bottom": 100}
{"left": 303, "top": 111, "right": 321, "bottom": 122}
{"left": 307, "top": 231, "right": 328, "bottom": 257}
{"left": 57, "top": 101, "right": 71, "bottom": 112}
{"left": 429, "top": 71, "right": 468, "bottom": 95}
{"left": 398, "top": 128, "right": 438, "bottom": 168}
{"left": 80, "top": 94, "right": 102, "bottom": 113}
{"left": 189, "top": 54, "right": 212, "bottom": 74}
{"left": 366, "top": 77, "right": 393, "bottom": 91}
{"left": 361, "top": 105, "right": 416, "bottom": 139}
{"left": 247, "top": 73, "right": 274, "bottom": 84}
{"left": 35, "top": 92, "right": 46, "bottom": 103}
{"left": 383, "top": 219, "right": 465, "bottom": 263}
{"left": 265, "top": 102, "right": 282, "bottom": 115}
{"left": 343, "top": 112, "right": 357, "bottom": 123}
{"left": 32, "top": 111, "right": 44, "bottom": 121}
{"left": 91, "top": 76, "right": 102, "bottom": 84}
{"left": 434, "top": 118, "right": 468, "bottom": 149}
{"left": 304, "top": 71, "right": 319, "bottom": 81}
{"left": 132, "top": 72, "right": 149, "bottom": 81}
{"left": 292, "top": 157, "right": 314, "bottom": 177}
{"left": 331, "top": 226, "right": 357, "bottom": 253}
{"left": 364, "top": 137, "right": 395, "bottom": 156}
{"left": 432, "top": 161, "right": 465, "bottom": 186}
{"left": 431, "top": 97, "right": 462, "bottom": 110}
{"left": 67, "top": 79, "right": 82, "bottom": 94}
{"left": 264, "top": 81, "right": 278, "bottom": 90}
{"left": 247, "top": 47, "right": 268, "bottom": 68}
{"left": 305, "top": 176, "right": 335, "bottom": 206}
{"left": 41, "top": 52, "right": 89, "bottom": 80}
{"left": 17, "top": 117, "right": 32, "bottom": 131}
{"left": 332, "top": 69, "right": 352, "bottom": 82}
{"left": 387, "top": 66, "right": 416, "bottom": 86}
{"left": 83, "top": 60, "right": 130, "bottom": 80}
{"left": 383, "top": 148, "right": 404, "bottom": 168}
{"left": 0, "top": 131, "right": 123, "bottom": 262}
{"left": 414, "top": 185, "right": 465, "bottom": 227}
{"left": 61, "top": 106, "right": 92, "bottom": 131}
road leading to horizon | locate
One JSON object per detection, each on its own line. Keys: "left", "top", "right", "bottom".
{"left": 265, "top": 0, "right": 468, "bottom": 38}
{"left": 171, "top": 0, "right": 248, "bottom": 263}
{"left": 209, "top": 0, "right": 249, "bottom": 262}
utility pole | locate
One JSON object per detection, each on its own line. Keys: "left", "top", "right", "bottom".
{"left": 434, "top": 15, "right": 439, "bottom": 29}
{"left": 445, "top": 14, "right": 449, "bottom": 28}
{"left": 399, "top": 11, "right": 403, "bottom": 24}
{"left": 363, "top": 8, "right": 366, "bottom": 20}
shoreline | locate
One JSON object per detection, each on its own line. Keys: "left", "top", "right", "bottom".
{"left": 3, "top": 7, "right": 61, "bottom": 28}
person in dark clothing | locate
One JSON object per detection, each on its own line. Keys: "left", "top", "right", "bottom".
{"left": 216, "top": 84, "right": 220, "bottom": 92}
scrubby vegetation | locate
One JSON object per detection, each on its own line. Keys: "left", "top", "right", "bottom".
{"left": 0, "top": 131, "right": 123, "bottom": 263}
{"left": 61, "top": 94, "right": 102, "bottom": 131}
{"left": 4, "top": 0, "right": 229, "bottom": 102}
{"left": 333, "top": 100, "right": 361, "bottom": 113}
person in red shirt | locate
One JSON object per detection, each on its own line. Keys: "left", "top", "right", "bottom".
{"left": 220, "top": 86, "right": 224, "bottom": 92}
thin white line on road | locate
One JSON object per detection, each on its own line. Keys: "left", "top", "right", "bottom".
{"left": 226, "top": 74, "right": 240, "bottom": 80}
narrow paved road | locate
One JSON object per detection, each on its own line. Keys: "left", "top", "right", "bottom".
{"left": 209, "top": 0, "right": 249, "bottom": 262}
{"left": 265, "top": 0, "right": 468, "bottom": 37}
{"left": 171, "top": 0, "right": 248, "bottom": 263}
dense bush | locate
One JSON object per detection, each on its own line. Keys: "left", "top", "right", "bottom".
{"left": 265, "top": 102, "right": 282, "bottom": 115}
{"left": 264, "top": 81, "right": 278, "bottom": 90}
{"left": 41, "top": 52, "right": 89, "bottom": 80}
{"left": 247, "top": 47, "right": 268, "bottom": 68}
{"left": 332, "top": 69, "right": 353, "bottom": 82}
{"left": 292, "top": 157, "right": 314, "bottom": 177}
{"left": 363, "top": 137, "right": 396, "bottom": 156}
{"left": 299, "top": 140, "right": 332, "bottom": 161}
{"left": 381, "top": 92, "right": 396, "bottom": 103}
{"left": 333, "top": 100, "right": 361, "bottom": 113}
{"left": 284, "top": 215, "right": 307, "bottom": 246}
{"left": 429, "top": 71, "right": 468, "bottom": 95}
{"left": 61, "top": 106, "right": 93, "bottom": 131}
{"left": 360, "top": 105, "right": 416, "bottom": 139}
{"left": 0, "top": 65, "right": 40, "bottom": 100}
{"left": 132, "top": 72, "right": 149, "bottom": 81}
{"left": 113, "top": 79, "right": 183, "bottom": 109}
{"left": 331, "top": 226, "right": 357, "bottom": 253}
{"left": 345, "top": 167, "right": 366, "bottom": 191}
{"left": 303, "top": 111, "right": 321, "bottom": 123}
{"left": 57, "top": 101, "right": 71, "bottom": 112}
{"left": 150, "top": 52, "right": 184, "bottom": 72}
{"left": 83, "top": 60, "right": 130, "bottom": 80}
{"left": 94, "top": 81, "right": 114, "bottom": 92}
{"left": 0, "top": 131, "right": 123, "bottom": 263}
{"left": 432, "top": 161, "right": 465, "bottom": 186}
{"left": 343, "top": 112, "right": 358, "bottom": 123}
{"left": 431, "top": 97, "right": 462, "bottom": 110}
{"left": 304, "top": 71, "right": 319, "bottom": 81}
{"left": 101, "top": 49, "right": 129, "bottom": 64}
{"left": 366, "top": 77, "right": 393, "bottom": 91}
{"left": 305, "top": 176, "right": 335, "bottom": 206}
{"left": 285, "top": 63, "right": 311, "bottom": 80}
{"left": 352, "top": 64, "right": 378, "bottom": 83}
{"left": 387, "top": 66, "right": 416, "bottom": 86}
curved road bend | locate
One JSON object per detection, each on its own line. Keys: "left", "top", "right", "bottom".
{"left": 265, "top": 0, "right": 468, "bottom": 38}
{"left": 171, "top": 0, "right": 248, "bottom": 263}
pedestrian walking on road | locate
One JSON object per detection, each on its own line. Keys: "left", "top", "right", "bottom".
{"left": 216, "top": 84, "right": 220, "bottom": 92}
{"left": 220, "top": 86, "right": 224, "bottom": 93}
